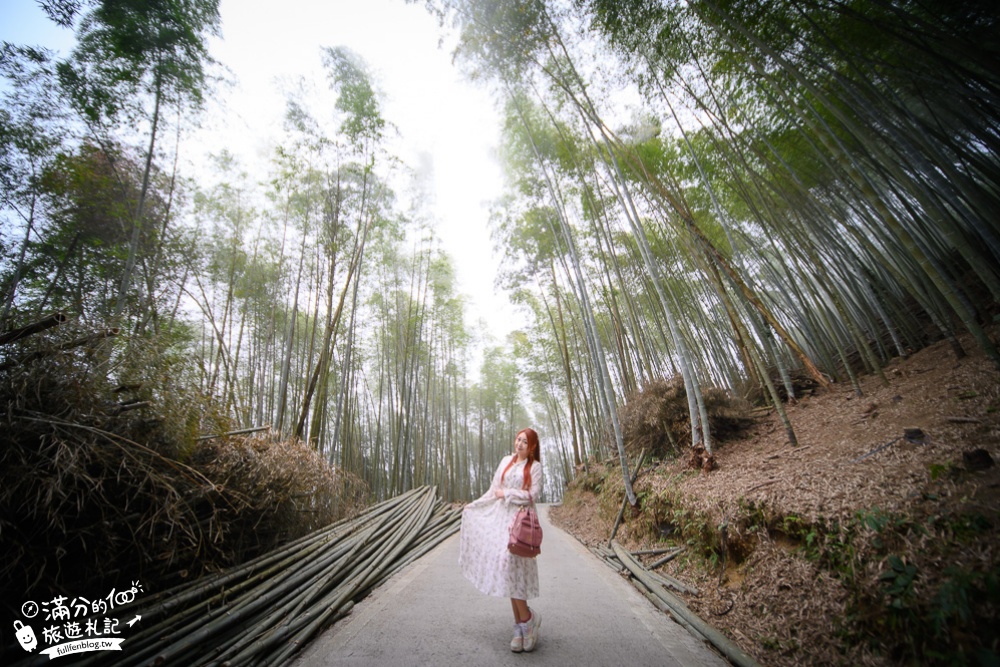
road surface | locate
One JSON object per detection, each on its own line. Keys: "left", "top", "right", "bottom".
{"left": 292, "top": 504, "right": 730, "bottom": 667}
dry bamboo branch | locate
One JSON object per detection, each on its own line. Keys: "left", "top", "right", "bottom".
{"left": 59, "top": 328, "right": 121, "bottom": 349}
{"left": 196, "top": 425, "right": 272, "bottom": 441}
{"left": 609, "top": 449, "right": 647, "bottom": 546}
{"left": 648, "top": 547, "right": 685, "bottom": 570}
{"left": 632, "top": 546, "right": 681, "bottom": 557}
{"left": 0, "top": 312, "right": 68, "bottom": 345}
{"left": 630, "top": 575, "right": 711, "bottom": 645}
{"left": 1, "top": 328, "right": 121, "bottom": 370}
{"left": 110, "top": 401, "right": 151, "bottom": 415}
{"left": 648, "top": 569, "right": 698, "bottom": 596}
{"left": 747, "top": 479, "right": 778, "bottom": 492}
{"left": 612, "top": 541, "right": 761, "bottom": 667}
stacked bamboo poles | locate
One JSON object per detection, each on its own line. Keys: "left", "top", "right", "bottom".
{"left": 589, "top": 540, "right": 762, "bottom": 667}
{"left": 12, "top": 486, "right": 459, "bottom": 667}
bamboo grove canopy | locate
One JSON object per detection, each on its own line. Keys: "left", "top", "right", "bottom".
{"left": 2, "top": 0, "right": 998, "bottom": 512}
{"left": 413, "top": 0, "right": 1000, "bottom": 490}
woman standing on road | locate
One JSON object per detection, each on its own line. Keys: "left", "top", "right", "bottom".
{"left": 459, "top": 428, "right": 544, "bottom": 653}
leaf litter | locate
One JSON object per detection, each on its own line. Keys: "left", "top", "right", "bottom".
{"left": 552, "top": 330, "right": 1000, "bottom": 666}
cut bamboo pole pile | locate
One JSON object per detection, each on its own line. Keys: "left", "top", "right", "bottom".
{"left": 11, "top": 486, "right": 460, "bottom": 667}
{"left": 599, "top": 540, "right": 762, "bottom": 667}
{"left": 590, "top": 543, "right": 698, "bottom": 597}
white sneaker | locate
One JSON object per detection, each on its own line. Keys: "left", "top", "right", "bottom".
{"left": 510, "top": 623, "right": 524, "bottom": 652}
{"left": 521, "top": 608, "right": 541, "bottom": 652}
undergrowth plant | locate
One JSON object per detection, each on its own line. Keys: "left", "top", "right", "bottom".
{"left": 0, "top": 324, "right": 369, "bottom": 619}
{"left": 561, "top": 458, "right": 999, "bottom": 666}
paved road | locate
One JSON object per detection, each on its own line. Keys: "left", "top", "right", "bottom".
{"left": 292, "top": 505, "right": 729, "bottom": 667}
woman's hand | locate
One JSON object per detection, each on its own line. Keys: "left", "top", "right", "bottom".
{"left": 494, "top": 489, "right": 505, "bottom": 499}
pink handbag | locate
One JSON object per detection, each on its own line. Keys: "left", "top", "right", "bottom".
{"left": 508, "top": 494, "right": 542, "bottom": 558}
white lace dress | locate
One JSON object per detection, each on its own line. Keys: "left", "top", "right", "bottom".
{"left": 459, "top": 455, "right": 543, "bottom": 599}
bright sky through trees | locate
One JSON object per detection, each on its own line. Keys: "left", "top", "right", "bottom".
{"left": 0, "top": 0, "right": 516, "bottom": 339}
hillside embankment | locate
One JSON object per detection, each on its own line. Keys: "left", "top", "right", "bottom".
{"left": 551, "top": 331, "right": 1000, "bottom": 667}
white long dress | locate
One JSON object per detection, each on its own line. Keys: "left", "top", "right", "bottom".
{"left": 459, "top": 455, "right": 543, "bottom": 599}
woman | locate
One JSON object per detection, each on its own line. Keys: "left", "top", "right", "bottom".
{"left": 459, "top": 428, "right": 544, "bottom": 653}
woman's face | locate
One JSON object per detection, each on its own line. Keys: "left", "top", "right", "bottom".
{"left": 514, "top": 432, "right": 530, "bottom": 459}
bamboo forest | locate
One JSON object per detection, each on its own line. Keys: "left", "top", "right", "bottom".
{"left": 2, "top": 1, "right": 998, "bottom": 665}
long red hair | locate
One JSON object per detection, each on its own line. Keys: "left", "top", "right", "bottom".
{"left": 501, "top": 428, "right": 540, "bottom": 490}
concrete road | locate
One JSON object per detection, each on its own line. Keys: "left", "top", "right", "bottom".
{"left": 292, "top": 505, "right": 729, "bottom": 667}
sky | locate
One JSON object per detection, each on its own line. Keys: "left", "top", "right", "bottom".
{"left": 0, "top": 0, "right": 519, "bottom": 342}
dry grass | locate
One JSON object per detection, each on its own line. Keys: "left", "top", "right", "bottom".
{"left": 552, "top": 330, "right": 1000, "bottom": 666}
{"left": 192, "top": 435, "right": 369, "bottom": 559}
{"left": 617, "top": 376, "right": 755, "bottom": 459}
{"left": 0, "top": 324, "right": 369, "bottom": 619}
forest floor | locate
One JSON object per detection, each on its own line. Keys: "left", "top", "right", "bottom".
{"left": 550, "top": 330, "right": 1000, "bottom": 667}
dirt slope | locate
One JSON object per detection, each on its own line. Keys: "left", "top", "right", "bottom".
{"left": 551, "top": 332, "right": 1000, "bottom": 666}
